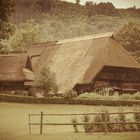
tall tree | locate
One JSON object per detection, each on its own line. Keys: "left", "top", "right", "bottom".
{"left": 115, "top": 22, "right": 140, "bottom": 63}
{"left": 0, "top": 0, "right": 15, "bottom": 40}
{"left": 0, "top": 0, "right": 15, "bottom": 54}
{"left": 34, "top": 66, "right": 58, "bottom": 97}
{"left": 76, "top": 0, "right": 80, "bottom": 5}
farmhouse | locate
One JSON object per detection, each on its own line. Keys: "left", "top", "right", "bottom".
{"left": 0, "top": 54, "right": 34, "bottom": 92}
{"left": 27, "top": 41, "right": 57, "bottom": 69}
{"left": 32, "top": 33, "right": 140, "bottom": 93}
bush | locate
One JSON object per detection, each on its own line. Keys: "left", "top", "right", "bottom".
{"left": 134, "top": 113, "right": 140, "bottom": 131}
{"left": 81, "top": 111, "right": 111, "bottom": 133}
{"left": 34, "top": 66, "right": 58, "bottom": 97}
{"left": 3, "top": 20, "right": 46, "bottom": 53}
{"left": 63, "top": 90, "right": 78, "bottom": 99}
{"left": 78, "top": 92, "right": 100, "bottom": 99}
{"left": 82, "top": 115, "right": 92, "bottom": 133}
{"left": 71, "top": 110, "right": 140, "bottom": 133}
{"left": 78, "top": 91, "right": 120, "bottom": 100}
{"left": 114, "top": 22, "right": 140, "bottom": 52}
{"left": 71, "top": 117, "right": 79, "bottom": 133}
{"left": 133, "top": 92, "right": 140, "bottom": 100}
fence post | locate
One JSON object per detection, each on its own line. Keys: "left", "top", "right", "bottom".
{"left": 40, "top": 111, "right": 43, "bottom": 135}
{"left": 29, "top": 114, "right": 31, "bottom": 134}
{"left": 104, "top": 111, "right": 108, "bottom": 134}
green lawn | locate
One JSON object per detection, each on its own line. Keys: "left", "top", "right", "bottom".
{"left": 0, "top": 102, "right": 140, "bottom": 140}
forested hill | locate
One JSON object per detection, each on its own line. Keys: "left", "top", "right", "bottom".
{"left": 11, "top": 0, "right": 140, "bottom": 41}
{"left": 13, "top": 0, "right": 140, "bottom": 23}
{"left": 0, "top": 0, "right": 140, "bottom": 63}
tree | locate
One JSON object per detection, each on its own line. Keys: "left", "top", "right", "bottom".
{"left": 34, "top": 66, "right": 58, "bottom": 97}
{"left": 114, "top": 22, "right": 140, "bottom": 63}
{"left": 76, "top": 0, "right": 80, "bottom": 5}
{"left": 95, "top": 2, "right": 118, "bottom": 16}
{"left": 85, "top": 1, "right": 94, "bottom": 19}
{"left": 0, "top": 0, "right": 15, "bottom": 54}
{"left": 0, "top": 0, "right": 15, "bottom": 40}
{"left": 35, "top": 0, "right": 53, "bottom": 13}
{"left": 115, "top": 22, "right": 140, "bottom": 52}
{"left": 2, "top": 20, "right": 45, "bottom": 53}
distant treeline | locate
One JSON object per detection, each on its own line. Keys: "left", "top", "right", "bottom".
{"left": 13, "top": 0, "right": 140, "bottom": 23}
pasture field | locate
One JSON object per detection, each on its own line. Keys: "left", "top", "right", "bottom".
{"left": 0, "top": 102, "right": 140, "bottom": 140}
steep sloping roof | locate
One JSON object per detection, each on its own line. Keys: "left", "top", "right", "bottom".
{"left": 27, "top": 44, "right": 46, "bottom": 68}
{"left": 0, "top": 54, "right": 33, "bottom": 81}
{"left": 35, "top": 33, "right": 140, "bottom": 92}
{"left": 27, "top": 42, "right": 57, "bottom": 68}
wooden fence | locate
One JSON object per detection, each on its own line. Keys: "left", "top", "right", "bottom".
{"left": 28, "top": 111, "right": 140, "bottom": 134}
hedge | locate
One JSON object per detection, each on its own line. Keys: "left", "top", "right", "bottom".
{"left": 0, "top": 94, "right": 140, "bottom": 106}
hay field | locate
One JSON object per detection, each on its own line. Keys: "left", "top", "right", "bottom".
{"left": 0, "top": 102, "right": 140, "bottom": 140}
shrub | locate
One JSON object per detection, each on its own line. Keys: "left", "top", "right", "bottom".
{"left": 78, "top": 91, "right": 120, "bottom": 100}
{"left": 118, "top": 113, "right": 126, "bottom": 132}
{"left": 114, "top": 22, "right": 140, "bottom": 52}
{"left": 34, "top": 66, "right": 58, "bottom": 97}
{"left": 71, "top": 117, "right": 79, "bottom": 133}
{"left": 82, "top": 115, "right": 92, "bottom": 133}
{"left": 81, "top": 111, "right": 111, "bottom": 133}
{"left": 78, "top": 92, "right": 100, "bottom": 99}
{"left": 120, "top": 94, "right": 133, "bottom": 100}
{"left": 63, "top": 90, "right": 78, "bottom": 99}
{"left": 78, "top": 111, "right": 139, "bottom": 133}
{"left": 133, "top": 92, "right": 140, "bottom": 100}
{"left": 125, "top": 118, "right": 137, "bottom": 132}
{"left": 3, "top": 20, "right": 46, "bottom": 53}
{"left": 134, "top": 113, "right": 140, "bottom": 131}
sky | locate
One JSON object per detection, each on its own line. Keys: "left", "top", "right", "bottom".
{"left": 63, "top": 0, "right": 140, "bottom": 8}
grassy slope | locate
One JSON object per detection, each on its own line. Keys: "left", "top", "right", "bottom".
{"left": 0, "top": 102, "right": 140, "bottom": 140}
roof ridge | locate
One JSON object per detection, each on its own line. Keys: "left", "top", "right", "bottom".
{"left": 57, "top": 32, "right": 113, "bottom": 44}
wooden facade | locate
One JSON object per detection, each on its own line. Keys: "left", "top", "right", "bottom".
{"left": 0, "top": 81, "right": 27, "bottom": 91}
{"left": 74, "top": 66, "right": 140, "bottom": 94}
{"left": 0, "top": 54, "right": 34, "bottom": 92}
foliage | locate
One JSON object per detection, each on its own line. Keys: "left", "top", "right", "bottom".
{"left": 114, "top": 22, "right": 140, "bottom": 63}
{"left": 133, "top": 92, "right": 140, "bottom": 100}
{"left": 121, "top": 94, "right": 133, "bottom": 100}
{"left": 0, "top": 0, "right": 15, "bottom": 39}
{"left": 35, "top": 0, "right": 53, "bottom": 13}
{"left": 82, "top": 115, "right": 91, "bottom": 133}
{"left": 78, "top": 91, "right": 120, "bottom": 100}
{"left": 34, "top": 66, "right": 58, "bottom": 97}
{"left": 63, "top": 90, "right": 78, "bottom": 99}
{"left": 0, "top": 43, "right": 10, "bottom": 54}
{"left": 115, "top": 22, "right": 140, "bottom": 52}
{"left": 121, "top": 92, "right": 140, "bottom": 100}
{"left": 6, "top": 0, "right": 139, "bottom": 51}
{"left": 85, "top": 1, "right": 118, "bottom": 18}
{"left": 78, "top": 92, "right": 140, "bottom": 101}
{"left": 0, "top": 0, "right": 15, "bottom": 54}
{"left": 71, "top": 117, "right": 79, "bottom": 133}
{"left": 71, "top": 110, "right": 140, "bottom": 133}
{"left": 2, "top": 20, "right": 46, "bottom": 53}
{"left": 134, "top": 113, "right": 140, "bottom": 131}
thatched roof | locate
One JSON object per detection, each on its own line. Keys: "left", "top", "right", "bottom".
{"left": 0, "top": 54, "right": 33, "bottom": 82}
{"left": 34, "top": 33, "right": 140, "bottom": 93}
{"left": 27, "top": 42, "right": 57, "bottom": 68}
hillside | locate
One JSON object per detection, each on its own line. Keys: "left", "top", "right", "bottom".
{"left": 11, "top": 0, "right": 140, "bottom": 41}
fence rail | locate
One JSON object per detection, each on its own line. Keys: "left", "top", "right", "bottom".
{"left": 28, "top": 111, "right": 140, "bottom": 134}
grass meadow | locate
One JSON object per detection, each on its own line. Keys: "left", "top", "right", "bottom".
{"left": 0, "top": 102, "right": 140, "bottom": 140}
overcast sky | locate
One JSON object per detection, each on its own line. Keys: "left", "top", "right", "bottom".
{"left": 63, "top": 0, "right": 140, "bottom": 8}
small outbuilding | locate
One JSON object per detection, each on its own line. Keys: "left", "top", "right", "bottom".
{"left": 0, "top": 54, "right": 34, "bottom": 92}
